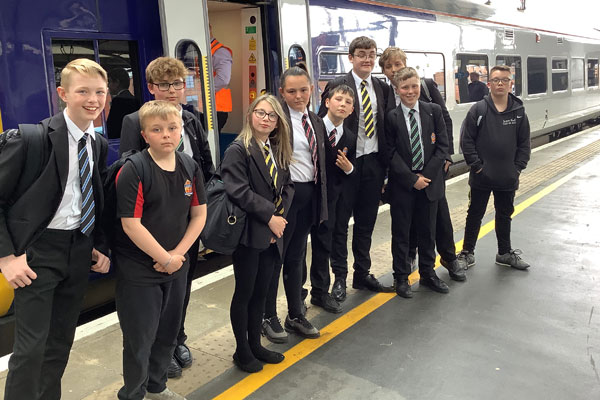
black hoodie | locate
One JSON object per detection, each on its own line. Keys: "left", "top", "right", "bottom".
{"left": 461, "top": 93, "right": 531, "bottom": 191}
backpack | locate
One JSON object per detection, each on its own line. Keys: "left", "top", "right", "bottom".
{"left": 420, "top": 78, "right": 432, "bottom": 102}
{"left": 459, "top": 100, "right": 488, "bottom": 143}
{"left": 102, "top": 150, "right": 197, "bottom": 249}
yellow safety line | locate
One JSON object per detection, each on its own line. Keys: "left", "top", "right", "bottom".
{"left": 212, "top": 168, "right": 578, "bottom": 400}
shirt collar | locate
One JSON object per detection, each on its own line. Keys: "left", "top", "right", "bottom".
{"left": 63, "top": 109, "right": 95, "bottom": 142}
{"left": 401, "top": 100, "right": 420, "bottom": 117}
{"left": 287, "top": 104, "right": 307, "bottom": 119}
{"left": 322, "top": 115, "right": 343, "bottom": 134}
{"left": 352, "top": 70, "right": 372, "bottom": 87}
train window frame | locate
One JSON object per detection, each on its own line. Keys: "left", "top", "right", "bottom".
{"left": 526, "top": 56, "right": 548, "bottom": 96}
{"left": 454, "top": 53, "right": 489, "bottom": 104}
{"left": 288, "top": 45, "right": 307, "bottom": 69}
{"left": 571, "top": 58, "right": 585, "bottom": 90}
{"left": 175, "top": 40, "right": 206, "bottom": 118}
{"left": 495, "top": 55, "right": 522, "bottom": 97}
{"left": 551, "top": 57, "right": 569, "bottom": 92}
{"left": 404, "top": 51, "right": 446, "bottom": 101}
{"left": 587, "top": 58, "right": 599, "bottom": 88}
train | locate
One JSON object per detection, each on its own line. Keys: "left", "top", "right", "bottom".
{"left": 1, "top": 0, "right": 599, "bottom": 355}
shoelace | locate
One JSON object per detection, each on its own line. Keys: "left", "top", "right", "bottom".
{"left": 268, "top": 317, "right": 284, "bottom": 331}
{"left": 509, "top": 249, "right": 524, "bottom": 260}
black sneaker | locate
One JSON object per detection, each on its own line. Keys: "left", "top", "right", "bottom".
{"left": 310, "top": 293, "right": 342, "bottom": 314}
{"left": 457, "top": 250, "right": 476, "bottom": 269}
{"left": 496, "top": 249, "right": 530, "bottom": 270}
{"left": 284, "top": 315, "right": 320, "bottom": 338}
{"left": 261, "top": 316, "right": 288, "bottom": 343}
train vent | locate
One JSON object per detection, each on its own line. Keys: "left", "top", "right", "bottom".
{"left": 557, "top": 36, "right": 564, "bottom": 44}
{"left": 503, "top": 29, "right": 515, "bottom": 43}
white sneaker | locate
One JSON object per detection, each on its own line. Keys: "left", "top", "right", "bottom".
{"left": 145, "top": 387, "right": 187, "bottom": 400}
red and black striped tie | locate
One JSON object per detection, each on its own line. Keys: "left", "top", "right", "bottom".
{"left": 302, "top": 113, "right": 318, "bottom": 182}
{"left": 328, "top": 128, "right": 337, "bottom": 148}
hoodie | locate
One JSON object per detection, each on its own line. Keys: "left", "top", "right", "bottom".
{"left": 460, "top": 93, "right": 531, "bottom": 191}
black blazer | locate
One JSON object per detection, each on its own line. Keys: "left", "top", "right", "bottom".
{"left": 0, "top": 113, "right": 108, "bottom": 257}
{"left": 283, "top": 103, "right": 328, "bottom": 224}
{"left": 385, "top": 101, "right": 449, "bottom": 201}
{"left": 323, "top": 124, "right": 356, "bottom": 200}
{"left": 119, "top": 109, "right": 215, "bottom": 182}
{"left": 318, "top": 72, "right": 395, "bottom": 165}
{"left": 221, "top": 139, "right": 294, "bottom": 256}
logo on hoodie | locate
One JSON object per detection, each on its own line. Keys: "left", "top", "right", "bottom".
{"left": 502, "top": 118, "right": 517, "bottom": 126}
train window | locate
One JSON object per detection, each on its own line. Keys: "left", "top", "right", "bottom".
{"left": 552, "top": 58, "right": 568, "bottom": 92}
{"left": 51, "top": 39, "right": 96, "bottom": 111}
{"left": 175, "top": 40, "right": 205, "bottom": 113}
{"left": 527, "top": 57, "right": 547, "bottom": 95}
{"left": 318, "top": 51, "right": 352, "bottom": 76}
{"left": 454, "top": 53, "right": 489, "bottom": 104}
{"left": 571, "top": 58, "right": 585, "bottom": 90}
{"left": 496, "top": 56, "right": 522, "bottom": 96}
{"left": 405, "top": 52, "right": 446, "bottom": 100}
{"left": 99, "top": 40, "right": 142, "bottom": 139}
{"left": 288, "top": 45, "right": 307, "bottom": 69}
{"left": 588, "top": 59, "right": 599, "bottom": 87}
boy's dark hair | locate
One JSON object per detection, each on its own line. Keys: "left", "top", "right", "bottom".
{"left": 279, "top": 66, "right": 311, "bottom": 89}
{"left": 490, "top": 65, "right": 511, "bottom": 76}
{"left": 349, "top": 36, "right": 377, "bottom": 55}
{"left": 109, "top": 67, "right": 131, "bottom": 91}
{"left": 391, "top": 67, "right": 419, "bottom": 87}
{"left": 326, "top": 84, "right": 355, "bottom": 102}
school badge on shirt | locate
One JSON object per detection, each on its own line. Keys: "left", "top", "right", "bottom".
{"left": 431, "top": 132, "right": 436, "bottom": 144}
{"left": 184, "top": 179, "right": 193, "bottom": 197}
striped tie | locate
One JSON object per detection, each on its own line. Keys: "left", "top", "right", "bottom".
{"left": 176, "top": 133, "right": 185, "bottom": 152}
{"left": 328, "top": 128, "right": 337, "bottom": 148}
{"left": 409, "top": 109, "right": 424, "bottom": 171}
{"left": 302, "top": 114, "right": 318, "bottom": 182}
{"left": 263, "top": 143, "right": 284, "bottom": 215}
{"left": 361, "top": 80, "right": 375, "bottom": 138}
{"left": 78, "top": 133, "right": 95, "bottom": 236}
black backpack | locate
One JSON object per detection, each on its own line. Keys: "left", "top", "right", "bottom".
{"left": 102, "top": 150, "right": 197, "bottom": 250}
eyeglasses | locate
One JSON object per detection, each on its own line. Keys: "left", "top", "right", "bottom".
{"left": 152, "top": 81, "right": 185, "bottom": 91}
{"left": 490, "top": 78, "right": 511, "bottom": 84}
{"left": 353, "top": 52, "right": 377, "bottom": 61}
{"left": 254, "top": 109, "right": 278, "bottom": 122}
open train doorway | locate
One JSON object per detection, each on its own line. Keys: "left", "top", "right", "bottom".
{"left": 207, "top": 1, "right": 269, "bottom": 154}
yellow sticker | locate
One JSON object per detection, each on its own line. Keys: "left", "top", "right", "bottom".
{"left": 249, "top": 37, "right": 256, "bottom": 51}
{"left": 249, "top": 53, "right": 257, "bottom": 64}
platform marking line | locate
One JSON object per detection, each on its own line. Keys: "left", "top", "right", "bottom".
{"left": 211, "top": 166, "right": 580, "bottom": 400}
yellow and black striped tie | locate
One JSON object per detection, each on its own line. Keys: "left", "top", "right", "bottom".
{"left": 361, "top": 80, "right": 375, "bottom": 138}
{"left": 263, "top": 143, "right": 284, "bottom": 215}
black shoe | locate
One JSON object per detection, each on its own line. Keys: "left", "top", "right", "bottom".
{"left": 233, "top": 352, "right": 263, "bottom": 373}
{"left": 331, "top": 277, "right": 346, "bottom": 302}
{"left": 352, "top": 274, "right": 394, "bottom": 293}
{"left": 284, "top": 315, "right": 320, "bottom": 338}
{"left": 394, "top": 279, "right": 413, "bottom": 298}
{"left": 173, "top": 343, "right": 193, "bottom": 368}
{"left": 310, "top": 293, "right": 342, "bottom": 314}
{"left": 419, "top": 274, "right": 449, "bottom": 294}
{"left": 251, "top": 346, "right": 284, "bottom": 364}
{"left": 167, "top": 356, "right": 182, "bottom": 378}
{"left": 440, "top": 259, "right": 467, "bottom": 282}
{"left": 457, "top": 250, "right": 476, "bottom": 269}
{"left": 496, "top": 249, "right": 530, "bottom": 270}
{"left": 261, "top": 316, "right": 288, "bottom": 344}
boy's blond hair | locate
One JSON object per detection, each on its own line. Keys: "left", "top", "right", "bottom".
{"left": 60, "top": 58, "right": 107, "bottom": 89}
{"left": 391, "top": 66, "right": 419, "bottom": 87}
{"left": 138, "top": 100, "right": 182, "bottom": 130}
{"left": 146, "top": 57, "right": 187, "bottom": 83}
{"left": 379, "top": 47, "right": 407, "bottom": 69}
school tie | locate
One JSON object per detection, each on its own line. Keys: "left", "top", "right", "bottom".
{"left": 176, "top": 132, "right": 185, "bottom": 152}
{"left": 361, "top": 80, "right": 375, "bottom": 138}
{"left": 78, "top": 133, "right": 95, "bottom": 236}
{"left": 409, "top": 109, "right": 424, "bottom": 171}
{"left": 328, "top": 128, "right": 337, "bottom": 149}
{"left": 301, "top": 113, "right": 318, "bottom": 182}
{"left": 263, "top": 143, "right": 284, "bottom": 215}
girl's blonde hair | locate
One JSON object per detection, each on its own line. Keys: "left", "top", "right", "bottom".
{"left": 237, "top": 94, "right": 292, "bottom": 169}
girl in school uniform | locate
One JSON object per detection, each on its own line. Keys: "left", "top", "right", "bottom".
{"left": 221, "top": 94, "right": 293, "bottom": 373}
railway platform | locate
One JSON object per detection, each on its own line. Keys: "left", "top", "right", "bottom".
{"left": 1, "top": 126, "right": 600, "bottom": 400}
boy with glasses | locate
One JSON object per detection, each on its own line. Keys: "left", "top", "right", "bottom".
{"left": 459, "top": 65, "right": 531, "bottom": 270}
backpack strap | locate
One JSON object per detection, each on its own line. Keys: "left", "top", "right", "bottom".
{"left": 420, "top": 78, "right": 432, "bottom": 102}
{"left": 16, "top": 122, "right": 47, "bottom": 197}
{"left": 475, "top": 100, "right": 488, "bottom": 128}
{"left": 126, "top": 151, "right": 151, "bottom": 192}
{"left": 176, "top": 152, "right": 198, "bottom": 183}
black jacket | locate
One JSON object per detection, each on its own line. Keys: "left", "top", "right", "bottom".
{"left": 119, "top": 109, "right": 215, "bottom": 182}
{"left": 0, "top": 113, "right": 108, "bottom": 257}
{"left": 221, "top": 139, "right": 294, "bottom": 256}
{"left": 318, "top": 72, "right": 395, "bottom": 166}
{"left": 323, "top": 124, "right": 356, "bottom": 200}
{"left": 461, "top": 93, "right": 531, "bottom": 191}
{"left": 385, "top": 101, "right": 449, "bottom": 201}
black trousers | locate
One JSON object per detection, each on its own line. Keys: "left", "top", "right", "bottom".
{"left": 408, "top": 194, "right": 457, "bottom": 262}
{"left": 231, "top": 244, "right": 278, "bottom": 361}
{"left": 115, "top": 270, "right": 187, "bottom": 400}
{"left": 463, "top": 187, "right": 515, "bottom": 255}
{"left": 265, "top": 182, "right": 315, "bottom": 319}
{"left": 390, "top": 188, "right": 438, "bottom": 280}
{"left": 4, "top": 229, "right": 92, "bottom": 400}
{"left": 176, "top": 237, "right": 200, "bottom": 345}
{"left": 217, "top": 111, "right": 229, "bottom": 133}
{"left": 331, "top": 153, "right": 385, "bottom": 280}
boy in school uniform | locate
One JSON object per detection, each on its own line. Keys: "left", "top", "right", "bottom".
{"left": 385, "top": 67, "right": 450, "bottom": 299}
{"left": 308, "top": 84, "right": 356, "bottom": 311}
{"left": 119, "top": 56, "right": 214, "bottom": 376}
{"left": 318, "top": 36, "right": 396, "bottom": 301}
{"left": 0, "top": 58, "right": 110, "bottom": 400}
{"left": 113, "top": 100, "right": 207, "bottom": 400}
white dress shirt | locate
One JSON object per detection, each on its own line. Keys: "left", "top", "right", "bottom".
{"left": 287, "top": 105, "right": 316, "bottom": 183}
{"left": 258, "top": 137, "right": 277, "bottom": 170}
{"left": 322, "top": 115, "right": 353, "bottom": 175}
{"left": 48, "top": 110, "right": 96, "bottom": 230}
{"left": 400, "top": 101, "right": 424, "bottom": 170}
{"left": 352, "top": 70, "right": 378, "bottom": 158}
{"left": 179, "top": 108, "right": 193, "bottom": 158}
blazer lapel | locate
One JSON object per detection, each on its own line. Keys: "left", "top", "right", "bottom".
{"left": 250, "top": 138, "right": 274, "bottom": 188}
{"left": 419, "top": 102, "right": 434, "bottom": 158}
{"left": 47, "top": 114, "right": 70, "bottom": 192}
